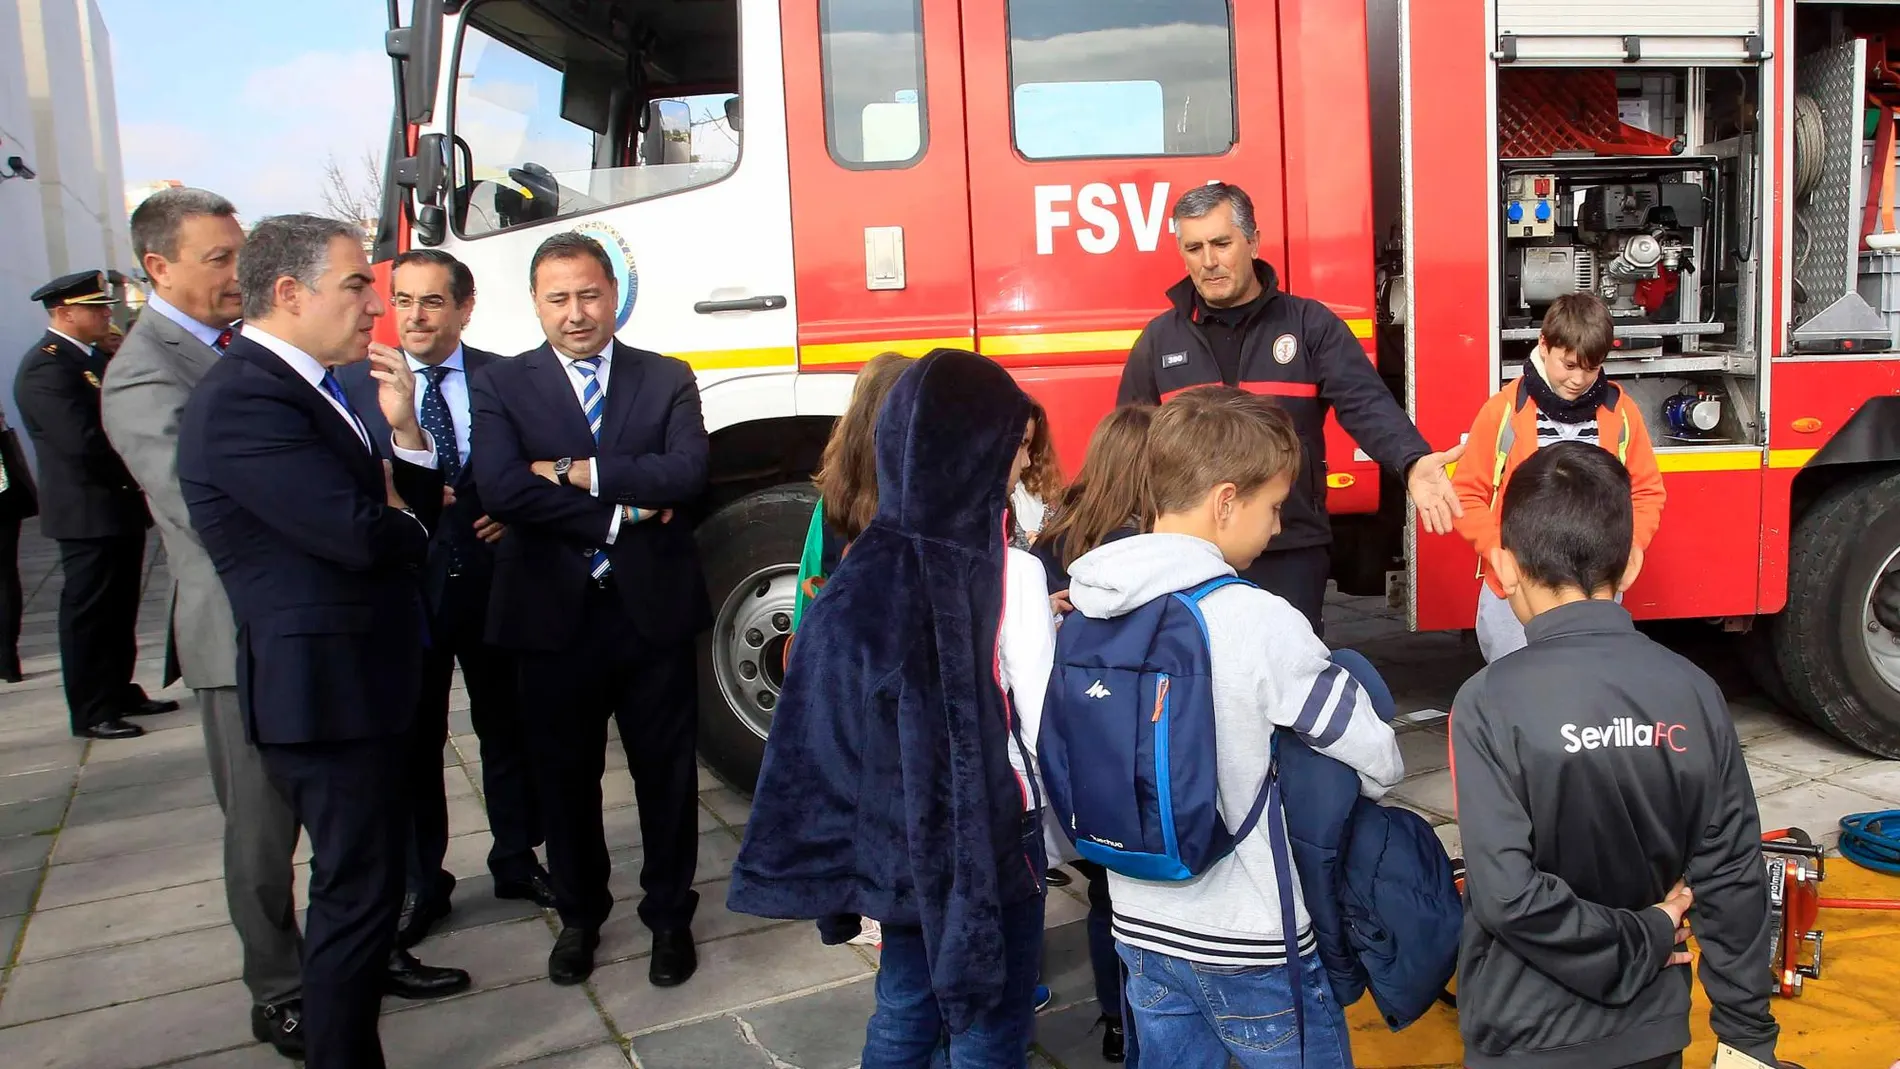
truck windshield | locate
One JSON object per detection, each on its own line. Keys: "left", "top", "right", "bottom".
{"left": 449, "top": 0, "right": 739, "bottom": 238}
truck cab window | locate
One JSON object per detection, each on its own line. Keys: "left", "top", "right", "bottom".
{"left": 450, "top": 0, "right": 740, "bottom": 239}
{"left": 1007, "top": 0, "right": 1235, "bottom": 160}
{"left": 821, "top": 0, "right": 926, "bottom": 168}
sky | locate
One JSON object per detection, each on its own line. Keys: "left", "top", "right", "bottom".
{"left": 98, "top": 0, "right": 395, "bottom": 219}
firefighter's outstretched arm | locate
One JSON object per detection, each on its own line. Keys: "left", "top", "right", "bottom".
{"left": 1307, "top": 308, "right": 1462, "bottom": 533}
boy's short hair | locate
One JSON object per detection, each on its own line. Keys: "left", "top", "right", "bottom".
{"left": 1499, "top": 442, "right": 1633, "bottom": 593}
{"left": 1539, "top": 293, "right": 1614, "bottom": 369}
{"left": 1146, "top": 386, "right": 1301, "bottom": 514}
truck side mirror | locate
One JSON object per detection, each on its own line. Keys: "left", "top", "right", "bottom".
{"left": 387, "top": 0, "right": 445, "bottom": 126}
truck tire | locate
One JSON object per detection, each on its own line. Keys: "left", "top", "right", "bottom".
{"left": 695, "top": 483, "right": 818, "bottom": 793}
{"left": 1772, "top": 470, "right": 1900, "bottom": 757}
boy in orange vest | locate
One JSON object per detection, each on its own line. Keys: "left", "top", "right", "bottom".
{"left": 1451, "top": 293, "right": 1665, "bottom": 661}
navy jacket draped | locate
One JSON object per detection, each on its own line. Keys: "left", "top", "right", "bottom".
{"left": 728, "top": 348, "right": 1039, "bottom": 1033}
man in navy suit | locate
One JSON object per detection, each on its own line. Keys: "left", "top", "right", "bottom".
{"left": 470, "top": 232, "right": 712, "bottom": 989}
{"left": 178, "top": 214, "right": 470, "bottom": 1069}
{"left": 339, "top": 249, "right": 554, "bottom": 950}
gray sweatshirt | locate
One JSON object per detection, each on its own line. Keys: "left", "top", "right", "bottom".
{"left": 1066, "top": 533, "right": 1404, "bottom": 966}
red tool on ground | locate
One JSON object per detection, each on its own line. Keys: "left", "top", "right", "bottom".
{"left": 1760, "top": 827, "right": 1900, "bottom": 998}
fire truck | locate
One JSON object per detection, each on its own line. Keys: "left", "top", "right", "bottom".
{"left": 372, "top": 0, "right": 1900, "bottom": 789}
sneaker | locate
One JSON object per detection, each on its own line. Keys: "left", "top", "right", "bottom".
{"left": 1033, "top": 984, "right": 1053, "bottom": 1012}
{"left": 848, "top": 918, "right": 882, "bottom": 947}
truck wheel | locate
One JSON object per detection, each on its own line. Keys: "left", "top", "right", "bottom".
{"left": 1773, "top": 471, "right": 1900, "bottom": 757}
{"left": 695, "top": 483, "right": 818, "bottom": 793}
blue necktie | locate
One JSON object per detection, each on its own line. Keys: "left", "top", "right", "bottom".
{"left": 573, "top": 357, "right": 611, "bottom": 579}
{"left": 418, "top": 365, "right": 461, "bottom": 484}
{"left": 419, "top": 364, "right": 463, "bottom": 571}
{"left": 319, "top": 370, "right": 370, "bottom": 449}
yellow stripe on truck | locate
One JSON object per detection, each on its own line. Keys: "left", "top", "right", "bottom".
{"left": 677, "top": 346, "right": 797, "bottom": 372}
{"left": 680, "top": 317, "right": 1367, "bottom": 370}
{"left": 800, "top": 336, "right": 974, "bottom": 366}
{"left": 979, "top": 330, "right": 1142, "bottom": 357}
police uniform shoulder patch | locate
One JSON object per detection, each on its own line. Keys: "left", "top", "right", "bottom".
{"left": 1161, "top": 351, "right": 1189, "bottom": 369}
{"left": 1272, "top": 334, "right": 1299, "bottom": 364}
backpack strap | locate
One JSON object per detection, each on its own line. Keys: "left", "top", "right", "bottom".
{"left": 1264, "top": 732, "right": 1309, "bottom": 1066}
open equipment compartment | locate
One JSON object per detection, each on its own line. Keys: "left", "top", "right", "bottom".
{"left": 1494, "top": 64, "right": 1773, "bottom": 449}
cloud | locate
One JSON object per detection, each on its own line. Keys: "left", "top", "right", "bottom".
{"left": 119, "top": 49, "right": 393, "bottom": 220}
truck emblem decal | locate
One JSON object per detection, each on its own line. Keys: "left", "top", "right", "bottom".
{"left": 1272, "top": 334, "right": 1298, "bottom": 364}
{"left": 571, "top": 221, "right": 639, "bottom": 330}
{"left": 1161, "top": 351, "right": 1188, "bottom": 368}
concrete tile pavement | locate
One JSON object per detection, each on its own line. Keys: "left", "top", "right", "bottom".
{"left": 0, "top": 521, "right": 1893, "bottom": 1068}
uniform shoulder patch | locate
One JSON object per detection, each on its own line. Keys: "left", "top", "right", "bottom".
{"left": 1272, "top": 334, "right": 1299, "bottom": 364}
{"left": 1160, "top": 351, "right": 1189, "bottom": 369}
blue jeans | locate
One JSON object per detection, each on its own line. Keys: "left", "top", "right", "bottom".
{"left": 861, "top": 823, "right": 1047, "bottom": 1068}
{"left": 1116, "top": 943, "right": 1352, "bottom": 1069}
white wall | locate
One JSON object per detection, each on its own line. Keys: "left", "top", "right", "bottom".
{"left": 1, "top": 0, "right": 129, "bottom": 453}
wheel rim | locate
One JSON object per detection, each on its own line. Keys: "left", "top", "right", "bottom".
{"left": 712, "top": 564, "right": 797, "bottom": 741}
{"left": 1861, "top": 544, "right": 1900, "bottom": 694}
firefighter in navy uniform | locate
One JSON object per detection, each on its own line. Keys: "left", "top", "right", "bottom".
{"left": 13, "top": 271, "right": 176, "bottom": 739}
{"left": 1117, "top": 183, "right": 1465, "bottom": 632}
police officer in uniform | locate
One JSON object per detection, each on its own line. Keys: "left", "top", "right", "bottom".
{"left": 1118, "top": 183, "right": 1465, "bottom": 632}
{"left": 14, "top": 271, "right": 177, "bottom": 739}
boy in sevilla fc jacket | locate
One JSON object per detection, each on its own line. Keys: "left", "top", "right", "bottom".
{"left": 1450, "top": 443, "right": 1779, "bottom": 1069}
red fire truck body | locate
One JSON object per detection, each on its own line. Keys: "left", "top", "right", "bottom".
{"left": 377, "top": 0, "right": 1900, "bottom": 786}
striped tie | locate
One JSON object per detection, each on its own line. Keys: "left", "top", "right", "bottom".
{"left": 573, "top": 357, "right": 610, "bottom": 579}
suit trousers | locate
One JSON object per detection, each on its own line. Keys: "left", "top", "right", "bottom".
{"left": 199, "top": 687, "right": 303, "bottom": 1006}
{"left": 408, "top": 572, "right": 542, "bottom": 899}
{"left": 1241, "top": 545, "right": 1331, "bottom": 638}
{"left": 0, "top": 515, "right": 22, "bottom": 674}
{"left": 58, "top": 533, "right": 147, "bottom": 733}
{"left": 516, "top": 580, "right": 699, "bottom": 933}
{"left": 258, "top": 738, "right": 406, "bottom": 1069}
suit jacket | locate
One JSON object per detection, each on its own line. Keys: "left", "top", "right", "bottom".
{"left": 469, "top": 340, "right": 712, "bottom": 651}
{"left": 101, "top": 311, "right": 238, "bottom": 689}
{"left": 177, "top": 334, "right": 443, "bottom": 744}
{"left": 13, "top": 330, "right": 151, "bottom": 540}
{"left": 338, "top": 346, "right": 502, "bottom": 621}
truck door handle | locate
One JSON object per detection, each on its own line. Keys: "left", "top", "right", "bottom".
{"left": 694, "top": 296, "right": 787, "bottom": 314}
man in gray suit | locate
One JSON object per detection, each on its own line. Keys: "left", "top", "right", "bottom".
{"left": 102, "top": 188, "right": 306, "bottom": 1060}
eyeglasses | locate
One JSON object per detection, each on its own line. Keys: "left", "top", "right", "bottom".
{"left": 391, "top": 294, "right": 450, "bottom": 311}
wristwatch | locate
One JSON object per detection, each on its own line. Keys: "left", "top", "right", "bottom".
{"left": 554, "top": 457, "right": 573, "bottom": 486}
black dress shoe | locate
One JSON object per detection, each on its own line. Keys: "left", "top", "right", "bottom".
{"left": 396, "top": 889, "right": 452, "bottom": 948}
{"left": 82, "top": 718, "right": 144, "bottom": 740}
{"left": 124, "top": 698, "right": 181, "bottom": 716}
{"left": 548, "top": 925, "right": 600, "bottom": 986}
{"left": 494, "top": 870, "right": 557, "bottom": 909}
{"left": 0, "top": 660, "right": 23, "bottom": 684}
{"left": 383, "top": 948, "right": 471, "bottom": 999}
{"left": 1099, "top": 1015, "right": 1125, "bottom": 1063}
{"left": 251, "top": 998, "right": 305, "bottom": 1060}
{"left": 648, "top": 927, "right": 697, "bottom": 988}
{"left": 1044, "top": 866, "right": 1072, "bottom": 888}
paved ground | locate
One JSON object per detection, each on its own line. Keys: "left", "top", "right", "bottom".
{"left": 0, "top": 522, "right": 1894, "bottom": 1069}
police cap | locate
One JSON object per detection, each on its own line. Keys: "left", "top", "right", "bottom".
{"left": 30, "top": 270, "right": 117, "bottom": 309}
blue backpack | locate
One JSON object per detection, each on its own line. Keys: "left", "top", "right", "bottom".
{"left": 1039, "top": 576, "right": 1272, "bottom": 881}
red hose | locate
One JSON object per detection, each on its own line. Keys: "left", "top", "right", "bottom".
{"left": 1817, "top": 897, "right": 1900, "bottom": 911}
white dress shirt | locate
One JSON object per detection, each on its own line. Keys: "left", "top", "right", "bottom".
{"left": 555, "top": 339, "right": 625, "bottom": 543}
{"left": 145, "top": 293, "right": 228, "bottom": 351}
{"left": 406, "top": 345, "right": 472, "bottom": 468}
{"left": 47, "top": 328, "right": 95, "bottom": 356}
{"left": 241, "top": 324, "right": 438, "bottom": 468}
